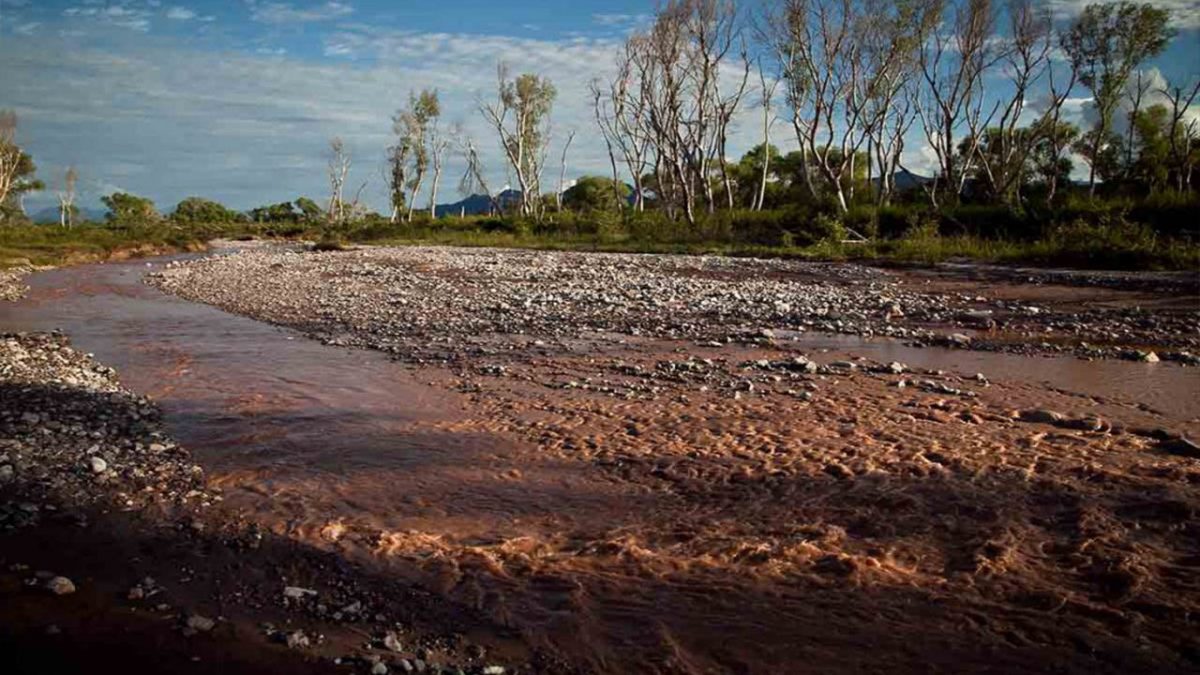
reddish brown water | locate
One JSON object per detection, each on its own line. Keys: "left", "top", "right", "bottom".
{"left": 4, "top": 256, "right": 1199, "bottom": 674}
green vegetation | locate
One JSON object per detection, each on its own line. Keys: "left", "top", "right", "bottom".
{"left": 0, "top": 221, "right": 217, "bottom": 269}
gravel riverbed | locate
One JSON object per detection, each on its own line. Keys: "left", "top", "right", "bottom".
{"left": 148, "top": 244, "right": 1200, "bottom": 364}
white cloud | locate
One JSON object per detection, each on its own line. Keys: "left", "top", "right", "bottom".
{"left": 1, "top": 29, "right": 635, "bottom": 212}
{"left": 592, "top": 13, "right": 649, "bottom": 28}
{"left": 13, "top": 22, "right": 40, "bottom": 35}
{"left": 248, "top": 1, "right": 353, "bottom": 24}
{"left": 166, "top": 6, "right": 196, "bottom": 21}
{"left": 63, "top": 2, "right": 153, "bottom": 32}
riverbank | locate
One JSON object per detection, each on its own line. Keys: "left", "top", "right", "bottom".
{"left": 0, "top": 331, "right": 538, "bottom": 675}
{"left": 0, "top": 221, "right": 217, "bottom": 274}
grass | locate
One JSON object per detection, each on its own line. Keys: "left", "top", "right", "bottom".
{"left": 354, "top": 225, "right": 1200, "bottom": 271}
{"left": 0, "top": 221, "right": 235, "bottom": 269}
{"left": 3, "top": 210, "right": 1197, "bottom": 272}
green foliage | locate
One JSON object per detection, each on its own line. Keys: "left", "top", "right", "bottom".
{"left": 172, "top": 197, "right": 243, "bottom": 225}
{"left": 102, "top": 192, "right": 160, "bottom": 226}
{"left": 562, "top": 176, "right": 631, "bottom": 212}
{"left": 295, "top": 197, "right": 323, "bottom": 222}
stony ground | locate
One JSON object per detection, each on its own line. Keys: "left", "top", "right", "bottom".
{"left": 0, "top": 267, "right": 31, "bottom": 302}
{"left": 0, "top": 331, "right": 216, "bottom": 525}
{"left": 0, "top": 330, "right": 536, "bottom": 675}
{"left": 148, "top": 245, "right": 1200, "bottom": 364}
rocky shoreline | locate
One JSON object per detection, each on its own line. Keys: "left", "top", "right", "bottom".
{"left": 147, "top": 244, "right": 1199, "bottom": 365}
{"left": 0, "top": 267, "right": 31, "bottom": 302}
{"left": 0, "top": 330, "right": 539, "bottom": 674}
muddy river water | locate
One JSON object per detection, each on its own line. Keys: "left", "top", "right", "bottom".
{"left": 3, "top": 254, "right": 1198, "bottom": 674}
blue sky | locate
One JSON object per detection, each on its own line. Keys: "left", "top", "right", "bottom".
{"left": 0, "top": 0, "right": 1197, "bottom": 216}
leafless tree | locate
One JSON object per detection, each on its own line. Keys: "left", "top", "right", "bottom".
{"left": 768, "top": 0, "right": 929, "bottom": 213}
{"left": 458, "top": 135, "right": 499, "bottom": 216}
{"left": 624, "top": 0, "right": 747, "bottom": 224}
{"left": 970, "top": 0, "right": 1053, "bottom": 206}
{"left": 754, "top": 58, "right": 779, "bottom": 211}
{"left": 1037, "top": 44, "right": 1080, "bottom": 207}
{"left": 327, "top": 137, "right": 351, "bottom": 224}
{"left": 555, "top": 130, "right": 576, "bottom": 212}
{"left": 1160, "top": 79, "right": 1200, "bottom": 193}
{"left": 591, "top": 80, "right": 629, "bottom": 212}
{"left": 592, "top": 41, "right": 655, "bottom": 213}
{"left": 428, "top": 120, "right": 456, "bottom": 219}
{"left": 58, "top": 166, "right": 78, "bottom": 228}
{"left": 913, "top": 0, "right": 1001, "bottom": 207}
{"left": 1122, "top": 69, "right": 1153, "bottom": 179}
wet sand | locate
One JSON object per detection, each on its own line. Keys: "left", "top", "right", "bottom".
{"left": 3, "top": 246, "right": 1199, "bottom": 673}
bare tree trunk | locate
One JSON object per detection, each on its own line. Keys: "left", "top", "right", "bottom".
{"left": 327, "top": 137, "right": 351, "bottom": 227}
{"left": 556, "top": 130, "right": 576, "bottom": 212}
{"left": 407, "top": 169, "right": 425, "bottom": 223}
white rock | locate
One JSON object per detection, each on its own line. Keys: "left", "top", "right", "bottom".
{"left": 283, "top": 586, "right": 317, "bottom": 600}
{"left": 187, "top": 615, "right": 216, "bottom": 632}
{"left": 46, "top": 576, "right": 76, "bottom": 595}
{"left": 87, "top": 456, "right": 108, "bottom": 474}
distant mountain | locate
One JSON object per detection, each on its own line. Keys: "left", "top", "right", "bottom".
{"left": 435, "top": 189, "right": 523, "bottom": 217}
{"left": 872, "top": 169, "right": 931, "bottom": 193}
{"left": 30, "top": 205, "right": 108, "bottom": 224}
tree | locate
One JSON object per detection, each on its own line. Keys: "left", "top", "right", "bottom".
{"left": 1062, "top": 1, "right": 1173, "bottom": 197}
{"left": 626, "top": 0, "right": 749, "bottom": 224}
{"left": 103, "top": 192, "right": 159, "bottom": 226}
{"left": 326, "top": 137, "right": 366, "bottom": 230}
{"left": 592, "top": 38, "right": 654, "bottom": 213}
{"left": 385, "top": 128, "right": 411, "bottom": 223}
{"left": 1032, "top": 121, "right": 1079, "bottom": 205}
{"left": 912, "top": 0, "right": 1001, "bottom": 207}
{"left": 752, "top": 58, "right": 779, "bottom": 211}
{"left": 295, "top": 197, "right": 324, "bottom": 222}
{"left": 172, "top": 196, "right": 242, "bottom": 224}
{"left": 555, "top": 130, "right": 576, "bottom": 212}
{"left": 968, "top": 0, "right": 1055, "bottom": 207}
{"left": 1159, "top": 78, "right": 1200, "bottom": 193}
{"left": 250, "top": 201, "right": 299, "bottom": 223}
{"left": 428, "top": 117, "right": 455, "bottom": 219}
{"left": 481, "top": 65, "right": 557, "bottom": 220}
{"left": 562, "top": 176, "right": 632, "bottom": 212}
{"left": 1128, "top": 103, "right": 1173, "bottom": 192}
{"left": 0, "top": 111, "right": 43, "bottom": 222}
{"left": 458, "top": 135, "right": 499, "bottom": 215}
{"left": 327, "top": 137, "right": 351, "bottom": 224}
{"left": 769, "top": 0, "right": 930, "bottom": 213}
{"left": 58, "top": 166, "right": 78, "bottom": 228}
{"left": 0, "top": 111, "right": 24, "bottom": 214}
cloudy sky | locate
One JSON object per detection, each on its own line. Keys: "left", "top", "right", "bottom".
{"left": 0, "top": 0, "right": 1197, "bottom": 216}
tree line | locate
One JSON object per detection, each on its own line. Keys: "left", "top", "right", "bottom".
{"left": 330, "top": 0, "right": 1199, "bottom": 233}
{"left": 0, "top": 0, "right": 1195, "bottom": 236}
